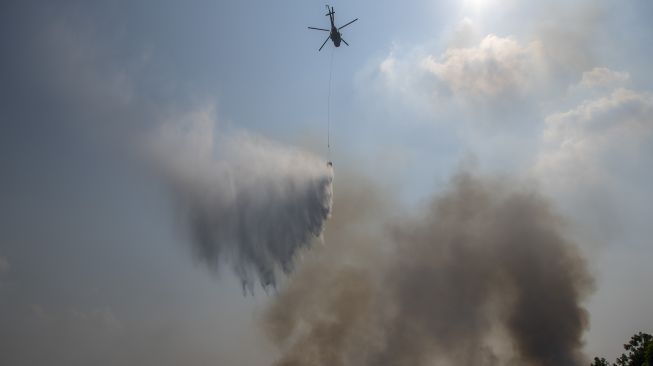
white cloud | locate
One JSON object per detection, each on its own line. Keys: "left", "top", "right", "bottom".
{"left": 422, "top": 34, "right": 545, "bottom": 100}
{"left": 534, "top": 86, "right": 653, "bottom": 247}
{"left": 374, "top": 47, "right": 431, "bottom": 105}
{"left": 577, "top": 67, "right": 630, "bottom": 90}
{"left": 537, "top": 87, "right": 653, "bottom": 187}
{"left": 372, "top": 34, "right": 547, "bottom": 111}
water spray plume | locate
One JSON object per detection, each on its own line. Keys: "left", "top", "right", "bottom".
{"left": 148, "top": 108, "right": 334, "bottom": 291}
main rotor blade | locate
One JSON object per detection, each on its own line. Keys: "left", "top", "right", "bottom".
{"left": 318, "top": 35, "right": 330, "bottom": 51}
{"left": 341, "top": 38, "right": 349, "bottom": 46}
{"left": 308, "top": 27, "right": 329, "bottom": 31}
{"left": 338, "top": 18, "right": 358, "bottom": 30}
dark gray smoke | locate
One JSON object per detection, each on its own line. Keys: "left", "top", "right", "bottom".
{"left": 264, "top": 171, "right": 593, "bottom": 366}
{"left": 148, "top": 112, "right": 333, "bottom": 291}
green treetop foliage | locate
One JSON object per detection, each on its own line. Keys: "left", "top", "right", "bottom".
{"left": 591, "top": 332, "right": 653, "bottom": 366}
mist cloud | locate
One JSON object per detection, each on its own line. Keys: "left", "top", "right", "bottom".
{"left": 148, "top": 105, "right": 333, "bottom": 291}
{"left": 265, "top": 171, "right": 593, "bottom": 366}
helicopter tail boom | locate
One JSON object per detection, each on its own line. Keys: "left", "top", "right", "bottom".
{"left": 325, "top": 5, "right": 335, "bottom": 24}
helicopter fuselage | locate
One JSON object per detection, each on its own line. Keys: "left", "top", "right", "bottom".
{"left": 328, "top": 13, "right": 341, "bottom": 47}
{"left": 330, "top": 26, "right": 341, "bottom": 47}
{"left": 308, "top": 6, "right": 356, "bottom": 51}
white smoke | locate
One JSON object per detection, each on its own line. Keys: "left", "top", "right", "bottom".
{"left": 148, "top": 104, "right": 333, "bottom": 292}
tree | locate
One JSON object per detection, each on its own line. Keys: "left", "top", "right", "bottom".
{"left": 592, "top": 357, "right": 611, "bottom": 366}
{"left": 592, "top": 332, "right": 653, "bottom": 366}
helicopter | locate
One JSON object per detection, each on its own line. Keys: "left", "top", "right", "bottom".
{"left": 308, "top": 5, "right": 358, "bottom": 51}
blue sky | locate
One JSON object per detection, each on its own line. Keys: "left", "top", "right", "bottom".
{"left": 1, "top": 0, "right": 653, "bottom": 364}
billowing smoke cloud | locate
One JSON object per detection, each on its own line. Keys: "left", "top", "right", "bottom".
{"left": 148, "top": 105, "right": 333, "bottom": 291}
{"left": 264, "top": 171, "right": 593, "bottom": 366}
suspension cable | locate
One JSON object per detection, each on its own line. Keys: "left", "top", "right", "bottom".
{"left": 327, "top": 47, "right": 335, "bottom": 161}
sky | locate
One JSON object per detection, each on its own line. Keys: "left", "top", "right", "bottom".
{"left": 1, "top": 0, "right": 653, "bottom": 365}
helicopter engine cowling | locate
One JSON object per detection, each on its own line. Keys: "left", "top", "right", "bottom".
{"left": 332, "top": 31, "right": 341, "bottom": 47}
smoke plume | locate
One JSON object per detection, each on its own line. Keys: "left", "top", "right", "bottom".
{"left": 264, "top": 171, "right": 593, "bottom": 366}
{"left": 149, "top": 107, "right": 333, "bottom": 291}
